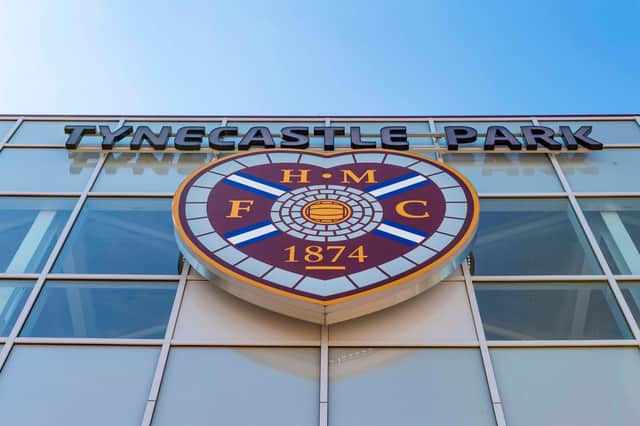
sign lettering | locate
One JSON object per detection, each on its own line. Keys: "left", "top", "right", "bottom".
{"left": 64, "top": 124, "right": 604, "bottom": 151}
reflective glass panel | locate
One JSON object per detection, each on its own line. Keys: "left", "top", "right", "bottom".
{"left": 8, "top": 120, "right": 117, "bottom": 146}
{"left": 557, "top": 150, "right": 640, "bottom": 193}
{"left": 216, "top": 137, "right": 435, "bottom": 151}
{"left": 153, "top": 348, "right": 319, "bottom": 426}
{"left": 0, "top": 281, "right": 33, "bottom": 336}
{"left": 579, "top": 198, "right": 640, "bottom": 274}
{"left": 93, "top": 153, "right": 213, "bottom": 193}
{"left": 470, "top": 199, "right": 601, "bottom": 275}
{"left": 0, "top": 197, "right": 76, "bottom": 273}
{"left": 21, "top": 281, "right": 176, "bottom": 338}
{"left": 0, "top": 148, "right": 98, "bottom": 192}
{"left": 331, "top": 121, "right": 430, "bottom": 135}
{"left": 53, "top": 198, "right": 179, "bottom": 274}
{"left": 492, "top": 348, "right": 640, "bottom": 426}
{"left": 125, "top": 121, "right": 221, "bottom": 131}
{"left": 0, "top": 120, "right": 16, "bottom": 141}
{"left": 435, "top": 120, "right": 532, "bottom": 147}
{"left": 540, "top": 120, "right": 640, "bottom": 145}
{"left": 124, "top": 121, "right": 221, "bottom": 147}
{"left": 227, "top": 121, "right": 324, "bottom": 135}
{"left": 0, "top": 345, "right": 158, "bottom": 426}
{"left": 329, "top": 348, "right": 495, "bottom": 426}
{"left": 621, "top": 282, "right": 640, "bottom": 328}
{"left": 307, "top": 136, "right": 433, "bottom": 149}
{"left": 476, "top": 283, "right": 631, "bottom": 340}
{"left": 443, "top": 153, "right": 562, "bottom": 193}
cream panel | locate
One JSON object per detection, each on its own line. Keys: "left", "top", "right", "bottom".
{"left": 329, "top": 281, "right": 476, "bottom": 345}
{"left": 174, "top": 280, "right": 321, "bottom": 344}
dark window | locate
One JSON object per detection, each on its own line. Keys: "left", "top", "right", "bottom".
{"left": 21, "top": 281, "right": 176, "bottom": 338}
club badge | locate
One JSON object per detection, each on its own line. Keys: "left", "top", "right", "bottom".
{"left": 173, "top": 149, "right": 479, "bottom": 324}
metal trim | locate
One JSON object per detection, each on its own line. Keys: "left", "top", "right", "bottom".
{"left": 141, "top": 262, "right": 189, "bottom": 426}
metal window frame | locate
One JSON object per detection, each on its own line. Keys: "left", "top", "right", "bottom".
{"left": 0, "top": 141, "right": 110, "bottom": 371}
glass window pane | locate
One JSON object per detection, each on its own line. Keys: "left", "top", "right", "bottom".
{"left": 540, "top": 120, "right": 640, "bottom": 145}
{"left": 0, "top": 345, "right": 158, "bottom": 426}
{"left": 125, "top": 121, "right": 221, "bottom": 130}
{"left": 8, "top": 120, "right": 118, "bottom": 146}
{"left": 557, "top": 150, "right": 640, "bottom": 193}
{"left": 0, "top": 281, "right": 33, "bottom": 336}
{"left": 0, "top": 197, "right": 76, "bottom": 273}
{"left": 0, "top": 149, "right": 98, "bottom": 192}
{"left": 124, "top": 121, "right": 221, "bottom": 147}
{"left": 309, "top": 136, "right": 433, "bottom": 149}
{"left": 329, "top": 348, "right": 495, "bottom": 426}
{"left": 174, "top": 280, "right": 320, "bottom": 344}
{"left": 331, "top": 121, "right": 430, "bottom": 135}
{"left": 93, "top": 153, "right": 213, "bottom": 193}
{"left": 330, "top": 282, "right": 476, "bottom": 344}
{"left": 621, "top": 282, "right": 640, "bottom": 328}
{"left": 491, "top": 348, "right": 640, "bottom": 426}
{"left": 579, "top": 198, "right": 640, "bottom": 274}
{"left": 435, "top": 120, "right": 532, "bottom": 147}
{"left": 214, "top": 136, "right": 435, "bottom": 151}
{"left": 153, "top": 348, "right": 319, "bottom": 426}
{"left": 0, "top": 120, "right": 16, "bottom": 141}
{"left": 21, "top": 281, "right": 176, "bottom": 338}
{"left": 53, "top": 198, "right": 179, "bottom": 274}
{"left": 222, "top": 124, "right": 434, "bottom": 147}
{"left": 471, "top": 199, "right": 601, "bottom": 275}
{"left": 476, "top": 282, "right": 631, "bottom": 340}
{"left": 443, "top": 153, "right": 562, "bottom": 193}
{"left": 227, "top": 121, "right": 324, "bottom": 135}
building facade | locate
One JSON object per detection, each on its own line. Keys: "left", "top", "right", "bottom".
{"left": 0, "top": 115, "right": 639, "bottom": 425}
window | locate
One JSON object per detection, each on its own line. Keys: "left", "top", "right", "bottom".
{"left": 330, "top": 121, "right": 433, "bottom": 145}
{"left": 329, "top": 348, "right": 495, "bottom": 426}
{"left": 579, "top": 198, "right": 640, "bottom": 274}
{"left": 491, "top": 348, "right": 640, "bottom": 426}
{"left": 443, "top": 153, "right": 563, "bottom": 193}
{"left": 309, "top": 137, "right": 433, "bottom": 149}
{"left": 539, "top": 120, "right": 640, "bottom": 145}
{"left": 329, "top": 282, "right": 476, "bottom": 345}
{"left": 123, "top": 121, "right": 221, "bottom": 147}
{"left": 53, "top": 198, "right": 179, "bottom": 275}
{"left": 621, "top": 282, "right": 640, "bottom": 328}
{"left": 0, "top": 345, "right": 158, "bottom": 426}
{"left": 0, "top": 120, "right": 16, "bottom": 141}
{"left": 173, "top": 280, "right": 320, "bottom": 344}
{"left": 557, "top": 150, "right": 640, "bottom": 193}
{"left": 475, "top": 283, "right": 631, "bottom": 340}
{"left": 331, "top": 121, "right": 430, "bottom": 135}
{"left": 0, "top": 149, "right": 99, "bottom": 192}
{"left": 0, "top": 197, "right": 76, "bottom": 273}
{"left": 0, "top": 281, "right": 33, "bottom": 336}
{"left": 8, "top": 120, "right": 117, "bottom": 146}
{"left": 435, "top": 120, "right": 532, "bottom": 147}
{"left": 153, "top": 348, "right": 319, "bottom": 426}
{"left": 92, "top": 153, "right": 213, "bottom": 193}
{"left": 227, "top": 121, "right": 324, "bottom": 135}
{"left": 21, "top": 281, "right": 176, "bottom": 338}
{"left": 470, "top": 199, "right": 601, "bottom": 275}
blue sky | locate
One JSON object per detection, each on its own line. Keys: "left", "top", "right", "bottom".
{"left": 0, "top": 0, "right": 637, "bottom": 115}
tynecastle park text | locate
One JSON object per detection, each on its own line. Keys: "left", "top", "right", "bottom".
{"left": 63, "top": 124, "right": 604, "bottom": 151}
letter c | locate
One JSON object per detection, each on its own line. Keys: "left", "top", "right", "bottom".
{"left": 395, "top": 200, "right": 429, "bottom": 218}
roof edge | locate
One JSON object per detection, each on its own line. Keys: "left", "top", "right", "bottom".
{"left": 0, "top": 113, "right": 638, "bottom": 120}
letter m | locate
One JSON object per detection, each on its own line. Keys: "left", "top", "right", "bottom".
{"left": 341, "top": 169, "right": 377, "bottom": 184}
